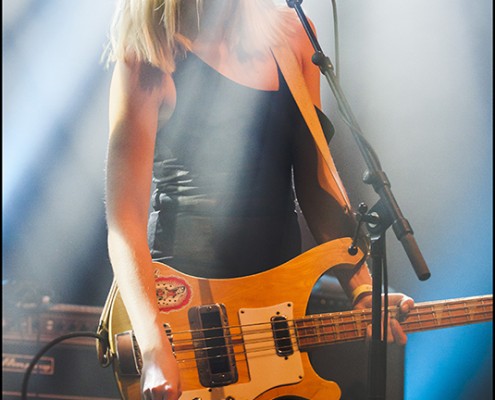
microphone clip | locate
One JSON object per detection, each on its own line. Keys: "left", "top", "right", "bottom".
{"left": 348, "top": 202, "right": 379, "bottom": 255}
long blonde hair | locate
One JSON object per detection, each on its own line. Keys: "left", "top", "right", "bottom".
{"left": 105, "top": 0, "right": 296, "bottom": 73}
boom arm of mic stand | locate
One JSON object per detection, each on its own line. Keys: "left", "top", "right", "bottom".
{"left": 287, "top": 0, "right": 431, "bottom": 282}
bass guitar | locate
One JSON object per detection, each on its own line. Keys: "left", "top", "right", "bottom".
{"left": 97, "top": 238, "right": 492, "bottom": 400}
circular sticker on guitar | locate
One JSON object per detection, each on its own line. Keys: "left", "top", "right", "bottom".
{"left": 155, "top": 276, "right": 192, "bottom": 313}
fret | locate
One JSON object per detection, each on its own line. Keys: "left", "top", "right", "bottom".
{"left": 319, "top": 316, "right": 331, "bottom": 344}
{"left": 468, "top": 301, "right": 476, "bottom": 321}
{"left": 324, "top": 316, "right": 336, "bottom": 344}
{"left": 432, "top": 304, "right": 439, "bottom": 327}
{"left": 344, "top": 313, "right": 353, "bottom": 341}
{"left": 463, "top": 301, "right": 470, "bottom": 322}
{"left": 352, "top": 315, "right": 358, "bottom": 340}
{"left": 315, "top": 315, "right": 323, "bottom": 344}
{"left": 446, "top": 301, "right": 453, "bottom": 326}
{"left": 350, "top": 310, "right": 365, "bottom": 341}
{"left": 357, "top": 310, "right": 367, "bottom": 339}
{"left": 331, "top": 316, "right": 339, "bottom": 343}
{"left": 332, "top": 314, "right": 341, "bottom": 342}
{"left": 343, "top": 313, "right": 354, "bottom": 341}
{"left": 340, "top": 315, "right": 347, "bottom": 341}
{"left": 309, "top": 317, "right": 321, "bottom": 346}
{"left": 416, "top": 307, "right": 424, "bottom": 330}
{"left": 481, "top": 298, "right": 491, "bottom": 317}
{"left": 343, "top": 312, "right": 359, "bottom": 341}
{"left": 295, "top": 295, "right": 492, "bottom": 351}
{"left": 338, "top": 313, "right": 352, "bottom": 341}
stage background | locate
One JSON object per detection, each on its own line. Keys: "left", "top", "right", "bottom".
{"left": 3, "top": 1, "right": 492, "bottom": 399}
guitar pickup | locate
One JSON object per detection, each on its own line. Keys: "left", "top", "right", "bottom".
{"left": 188, "top": 304, "right": 238, "bottom": 387}
{"left": 271, "top": 315, "right": 294, "bottom": 357}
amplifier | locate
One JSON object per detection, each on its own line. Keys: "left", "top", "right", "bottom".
{"left": 2, "top": 303, "right": 121, "bottom": 400}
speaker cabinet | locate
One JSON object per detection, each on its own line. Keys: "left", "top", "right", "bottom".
{"left": 2, "top": 303, "right": 120, "bottom": 400}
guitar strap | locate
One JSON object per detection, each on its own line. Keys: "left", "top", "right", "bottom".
{"left": 271, "top": 43, "right": 352, "bottom": 213}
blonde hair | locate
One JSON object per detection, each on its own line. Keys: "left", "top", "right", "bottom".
{"left": 105, "top": 0, "right": 296, "bottom": 73}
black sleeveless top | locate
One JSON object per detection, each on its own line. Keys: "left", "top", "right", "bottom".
{"left": 148, "top": 52, "right": 333, "bottom": 278}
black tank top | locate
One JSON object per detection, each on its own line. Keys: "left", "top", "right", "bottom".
{"left": 148, "top": 52, "right": 333, "bottom": 278}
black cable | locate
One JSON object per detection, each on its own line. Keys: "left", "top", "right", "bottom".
{"left": 21, "top": 331, "right": 108, "bottom": 400}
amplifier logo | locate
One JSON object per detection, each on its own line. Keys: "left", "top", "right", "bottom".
{"left": 2, "top": 353, "right": 54, "bottom": 375}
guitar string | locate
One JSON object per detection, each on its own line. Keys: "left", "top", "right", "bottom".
{"left": 165, "top": 296, "right": 493, "bottom": 339}
{"left": 117, "top": 298, "right": 492, "bottom": 365}
{"left": 165, "top": 306, "right": 492, "bottom": 364}
{"left": 171, "top": 308, "right": 493, "bottom": 366}
{"left": 167, "top": 300, "right": 492, "bottom": 345}
{"left": 167, "top": 302, "right": 493, "bottom": 351}
{"left": 176, "top": 307, "right": 492, "bottom": 350}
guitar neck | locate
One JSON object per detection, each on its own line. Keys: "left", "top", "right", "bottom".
{"left": 295, "top": 295, "right": 493, "bottom": 350}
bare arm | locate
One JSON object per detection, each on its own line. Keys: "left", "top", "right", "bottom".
{"left": 105, "top": 57, "right": 181, "bottom": 398}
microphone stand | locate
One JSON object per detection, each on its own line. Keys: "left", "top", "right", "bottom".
{"left": 286, "top": 1, "right": 431, "bottom": 399}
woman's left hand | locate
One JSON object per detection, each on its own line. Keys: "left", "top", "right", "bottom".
{"left": 353, "top": 293, "right": 414, "bottom": 345}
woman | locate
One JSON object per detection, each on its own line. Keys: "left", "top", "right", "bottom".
{"left": 104, "top": 1, "right": 413, "bottom": 399}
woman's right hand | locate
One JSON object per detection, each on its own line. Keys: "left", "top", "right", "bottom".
{"left": 141, "top": 345, "right": 182, "bottom": 400}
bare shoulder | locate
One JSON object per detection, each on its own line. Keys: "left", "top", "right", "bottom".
{"left": 283, "top": 13, "right": 316, "bottom": 66}
{"left": 111, "top": 53, "right": 174, "bottom": 115}
{"left": 115, "top": 54, "right": 168, "bottom": 97}
{"left": 279, "top": 12, "right": 321, "bottom": 107}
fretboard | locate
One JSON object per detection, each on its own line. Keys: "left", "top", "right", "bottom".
{"left": 295, "top": 294, "right": 492, "bottom": 351}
